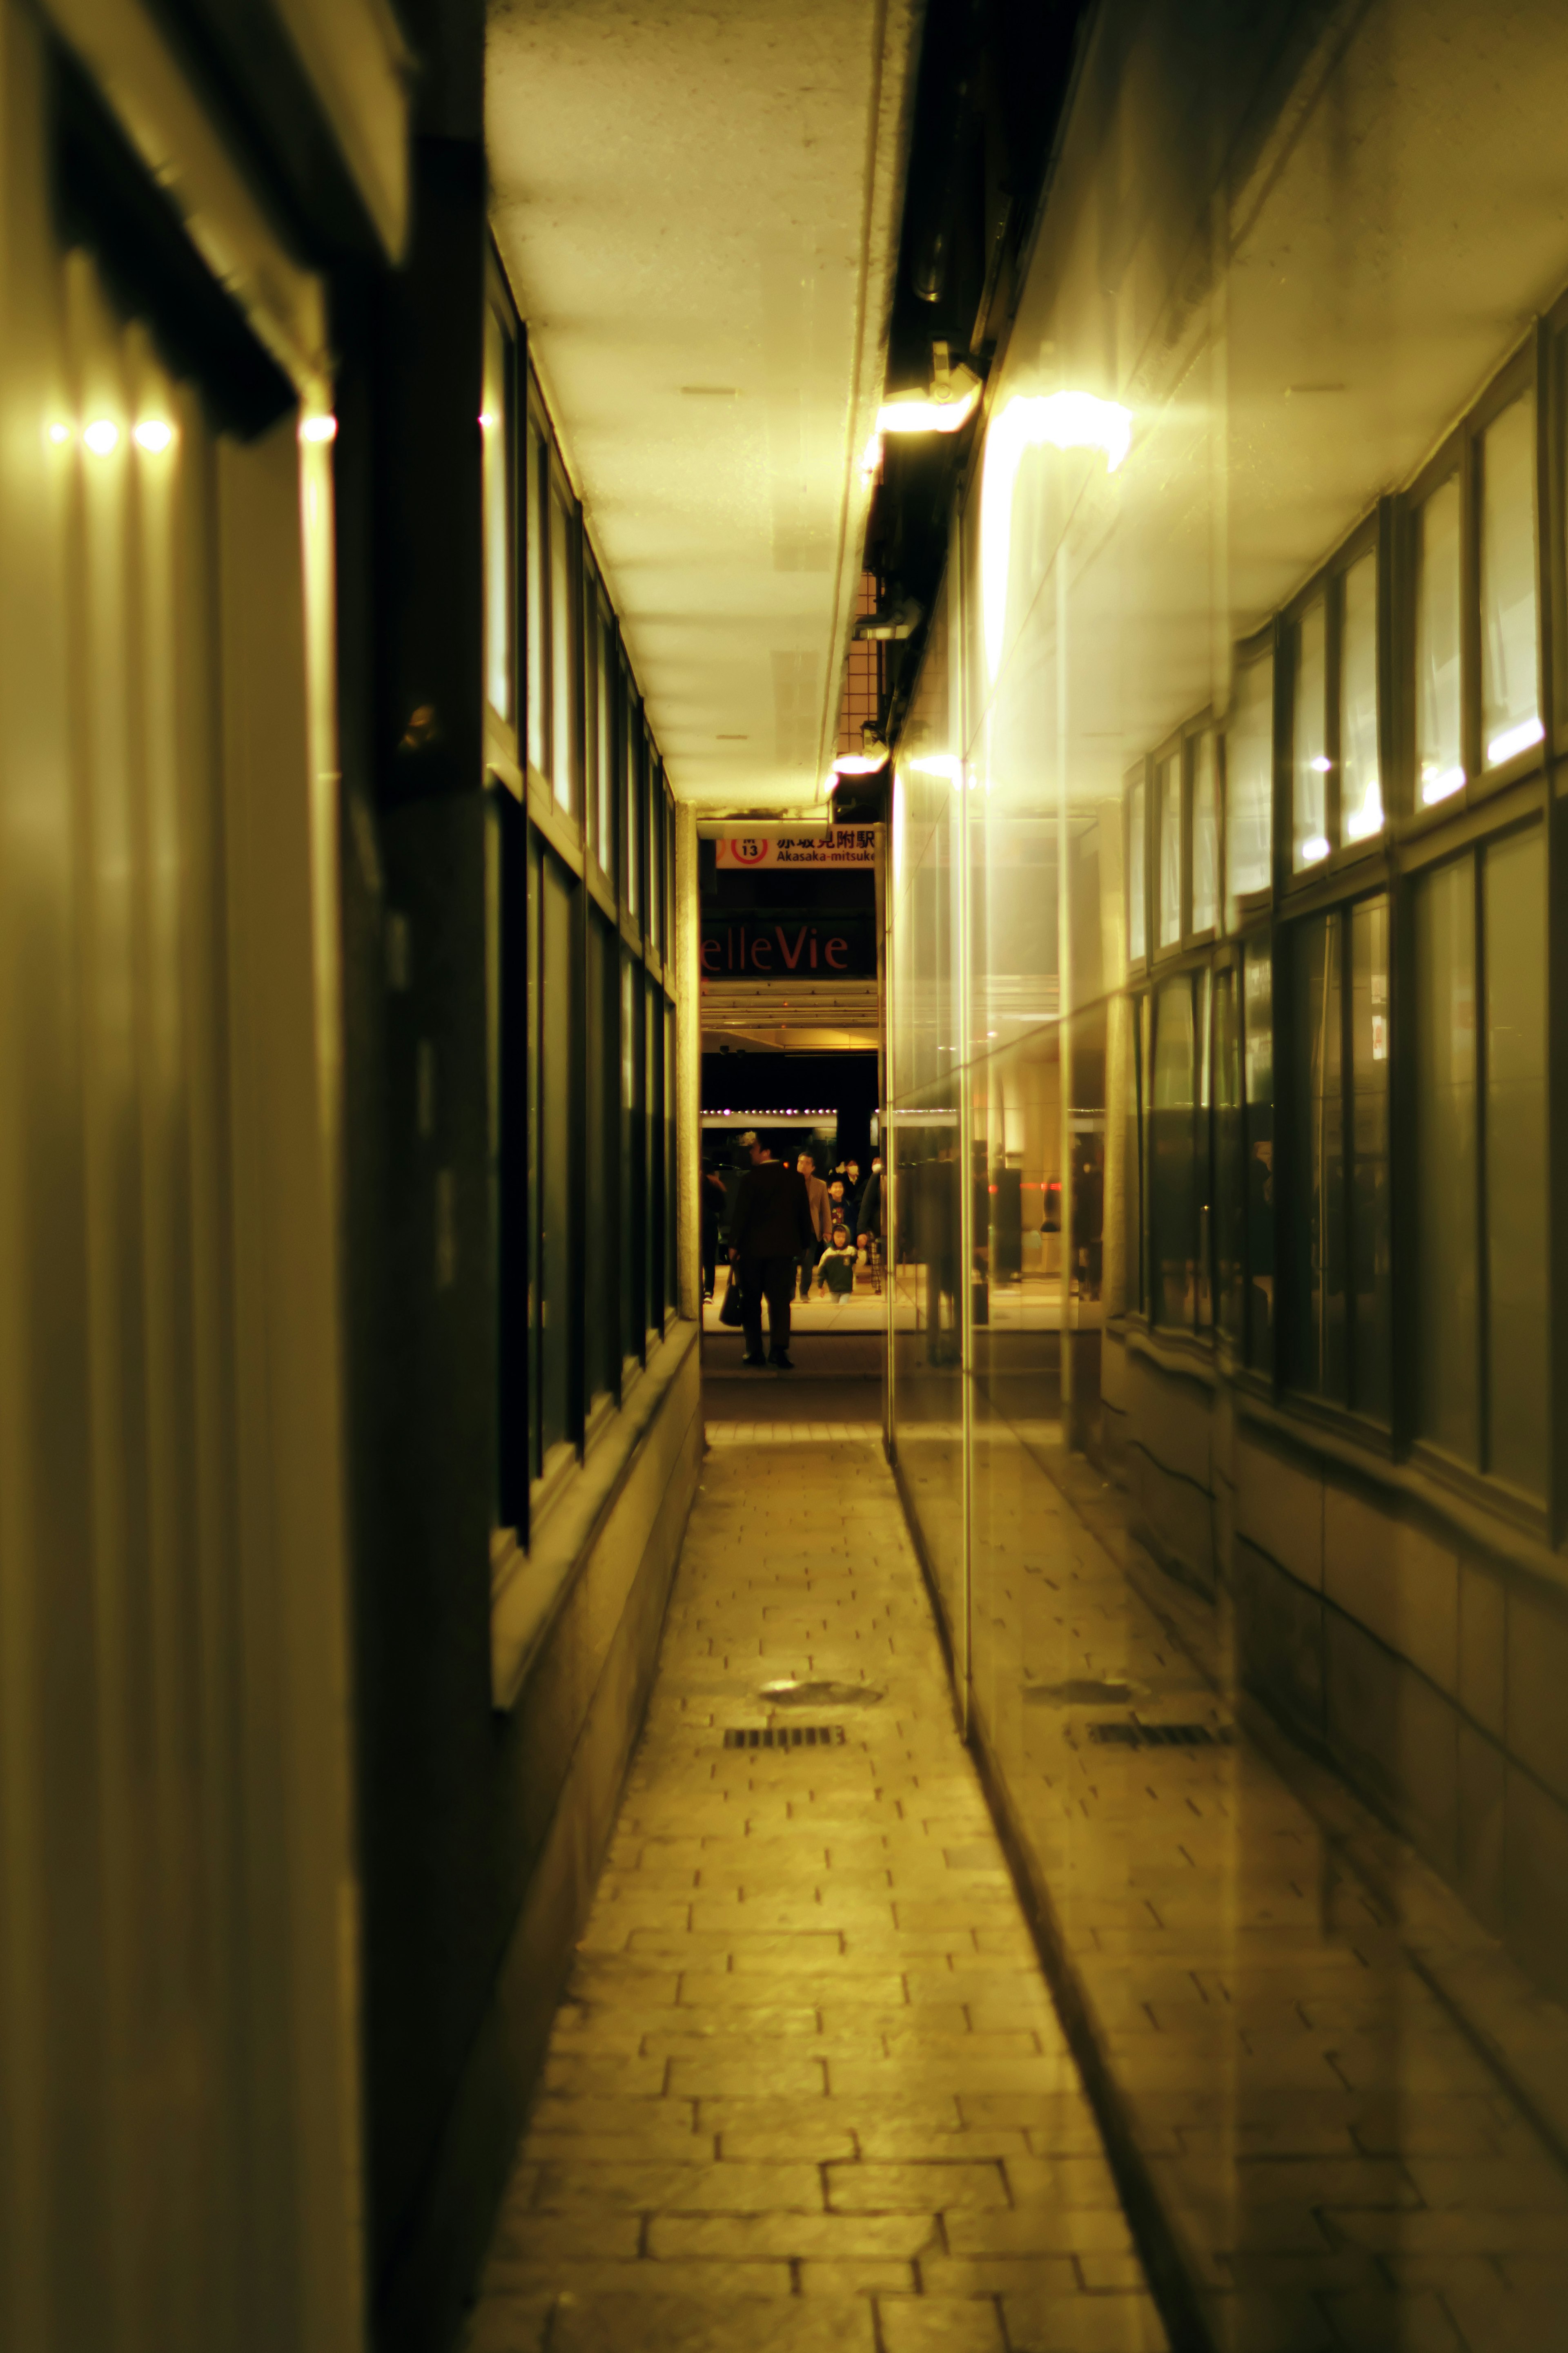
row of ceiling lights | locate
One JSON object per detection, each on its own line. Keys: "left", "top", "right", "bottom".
{"left": 43, "top": 413, "right": 338, "bottom": 455}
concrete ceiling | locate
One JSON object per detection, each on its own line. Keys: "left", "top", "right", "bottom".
{"left": 486, "top": 0, "right": 919, "bottom": 810}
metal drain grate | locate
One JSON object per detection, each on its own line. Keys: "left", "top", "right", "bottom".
{"left": 1087, "top": 1720, "right": 1227, "bottom": 1749}
{"left": 723, "top": 1726, "right": 846, "bottom": 1750}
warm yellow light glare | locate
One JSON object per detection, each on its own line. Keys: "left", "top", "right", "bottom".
{"left": 1309, "top": 754, "right": 1332, "bottom": 773}
{"left": 134, "top": 419, "right": 174, "bottom": 453}
{"left": 1420, "top": 763, "right": 1465, "bottom": 806}
{"left": 479, "top": 410, "right": 498, "bottom": 430}
{"left": 1344, "top": 782, "right": 1384, "bottom": 842}
{"left": 876, "top": 383, "right": 980, "bottom": 437}
{"left": 83, "top": 419, "right": 120, "bottom": 456}
{"left": 832, "top": 750, "right": 889, "bottom": 777}
{"left": 1301, "top": 834, "right": 1330, "bottom": 864}
{"left": 47, "top": 422, "right": 71, "bottom": 446}
{"left": 300, "top": 414, "right": 338, "bottom": 444}
{"left": 1486, "top": 715, "right": 1544, "bottom": 766}
{"left": 980, "top": 391, "right": 1134, "bottom": 680}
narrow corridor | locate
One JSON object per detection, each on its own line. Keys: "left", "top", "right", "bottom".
{"left": 465, "top": 1429, "right": 1167, "bottom": 2353}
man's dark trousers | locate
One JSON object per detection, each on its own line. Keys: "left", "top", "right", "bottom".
{"left": 737, "top": 1253, "right": 795, "bottom": 1361}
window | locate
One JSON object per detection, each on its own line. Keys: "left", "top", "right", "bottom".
{"left": 596, "top": 612, "right": 615, "bottom": 878}
{"left": 537, "top": 849, "right": 575, "bottom": 1471}
{"left": 585, "top": 910, "right": 617, "bottom": 1410}
{"left": 1157, "top": 752, "right": 1180, "bottom": 947}
{"left": 1340, "top": 549, "right": 1381, "bottom": 841}
{"left": 482, "top": 305, "right": 512, "bottom": 725}
{"left": 1213, "top": 967, "right": 1244, "bottom": 1345}
{"left": 1483, "top": 826, "right": 1548, "bottom": 1492}
{"left": 1227, "top": 652, "right": 1273, "bottom": 919}
{"left": 1412, "top": 856, "right": 1477, "bottom": 1453}
{"left": 1127, "top": 774, "right": 1146, "bottom": 962}
{"left": 525, "top": 414, "right": 547, "bottom": 777}
{"left": 1192, "top": 732, "right": 1218, "bottom": 932}
{"left": 549, "top": 475, "right": 577, "bottom": 813}
{"left": 1480, "top": 391, "right": 1541, "bottom": 768}
{"left": 1152, "top": 979, "right": 1195, "bottom": 1329}
{"left": 1243, "top": 942, "right": 1274, "bottom": 1372}
{"left": 1292, "top": 599, "right": 1329, "bottom": 870}
{"left": 623, "top": 682, "right": 641, "bottom": 921}
{"left": 1285, "top": 903, "right": 1388, "bottom": 1415}
{"left": 583, "top": 553, "right": 601, "bottom": 863}
{"left": 1416, "top": 475, "right": 1463, "bottom": 805}
{"left": 1124, "top": 994, "right": 1146, "bottom": 1314}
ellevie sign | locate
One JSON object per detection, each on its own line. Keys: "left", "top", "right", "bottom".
{"left": 699, "top": 916, "right": 874, "bottom": 977}
{"left": 715, "top": 827, "right": 876, "bottom": 869}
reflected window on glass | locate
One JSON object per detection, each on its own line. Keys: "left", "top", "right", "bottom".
{"left": 1483, "top": 826, "right": 1546, "bottom": 1495}
{"left": 1127, "top": 776, "right": 1146, "bottom": 962}
{"left": 1192, "top": 732, "right": 1217, "bottom": 932}
{"left": 1416, "top": 475, "right": 1463, "bottom": 806}
{"left": 582, "top": 559, "right": 600, "bottom": 861}
{"left": 1243, "top": 943, "right": 1274, "bottom": 1371}
{"left": 1227, "top": 653, "right": 1273, "bottom": 918}
{"left": 1292, "top": 601, "right": 1329, "bottom": 870}
{"left": 1413, "top": 856, "right": 1477, "bottom": 1457}
{"left": 1348, "top": 899, "right": 1391, "bottom": 1420}
{"left": 1339, "top": 550, "right": 1382, "bottom": 843}
{"left": 1157, "top": 753, "right": 1180, "bottom": 948}
{"left": 1196, "top": 967, "right": 1213, "bottom": 1330}
{"left": 1152, "top": 979, "right": 1195, "bottom": 1330}
{"left": 1213, "top": 968, "right": 1244, "bottom": 1344}
{"left": 1481, "top": 393, "right": 1541, "bottom": 769}
{"left": 482, "top": 307, "right": 512, "bottom": 726}
{"left": 1287, "top": 912, "right": 1345, "bottom": 1397}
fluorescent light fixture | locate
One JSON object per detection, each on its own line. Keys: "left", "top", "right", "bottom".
{"left": 1343, "top": 783, "right": 1384, "bottom": 842}
{"left": 1301, "top": 834, "right": 1330, "bottom": 864}
{"left": 1420, "top": 763, "right": 1465, "bottom": 806}
{"left": 82, "top": 419, "right": 119, "bottom": 456}
{"left": 981, "top": 390, "right": 1134, "bottom": 680}
{"left": 1310, "top": 754, "right": 1332, "bottom": 773}
{"left": 300, "top": 414, "right": 338, "bottom": 444}
{"left": 133, "top": 420, "right": 174, "bottom": 453}
{"left": 1486, "top": 714, "right": 1544, "bottom": 766}
{"left": 832, "top": 752, "right": 887, "bottom": 776}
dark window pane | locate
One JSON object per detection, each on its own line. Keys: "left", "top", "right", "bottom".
{"left": 1196, "top": 968, "right": 1212, "bottom": 1329}
{"left": 1152, "top": 978, "right": 1195, "bottom": 1331}
{"left": 1243, "top": 943, "right": 1275, "bottom": 1371}
{"left": 1123, "top": 995, "right": 1145, "bottom": 1315}
{"left": 1349, "top": 897, "right": 1391, "bottom": 1419}
{"left": 1287, "top": 911, "right": 1344, "bottom": 1398}
{"left": 585, "top": 910, "right": 615, "bottom": 1407}
{"left": 539, "top": 852, "right": 574, "bottom": 1460}
{"left": 1484, "top": 825, "right": 1547, "bottom": 1494}
{"left": 1214, "top": 968, "right": 1244, "bottom": 1344}
{"left": 596, "top": 618, "right": 614, "bottom": 875}
{"left": 621, "top": 952, "right": 641, "bottom": 1359}
{"left": 1413, "top": 856, "right": 1478, "bottom": 1458}
{"left": 482, "top": 307, "right": 512, "bottom": 724}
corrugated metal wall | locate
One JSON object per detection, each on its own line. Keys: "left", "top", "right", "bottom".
{"left": 0, "top": 10, "right": 363, "bottom": 2349}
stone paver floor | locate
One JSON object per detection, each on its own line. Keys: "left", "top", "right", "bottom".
{"left": 466, "top": 1432, "right": 1168, "bottom": 2353}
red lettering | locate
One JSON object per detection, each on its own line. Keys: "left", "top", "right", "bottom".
{"left": 777, "top": 925, "right": 808, "bottom": 970}
{"left": 825, "top": 937, "right": 848, "bottom": 970}
{"left": 701, "top": 937, "right": 720, "bottom": 974}
{"left": 751, "top": 936, "right": 773, "bottom": 969}
{"left": 809, "top": 932, "right": 818, "bottom": 969}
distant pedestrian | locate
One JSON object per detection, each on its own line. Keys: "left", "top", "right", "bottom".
{"left": 816, "top": 1223, "right": 858, "bottom": 1297}
{"left": 727, "top": 1132, "right": 818, "bottom": 1368}
{"left": 797, "top": 1151, "right": 831, "bottom": 1299}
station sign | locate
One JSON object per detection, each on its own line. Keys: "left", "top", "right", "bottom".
{"left": 715, "top": 827, "right": 876, "bottom": 870}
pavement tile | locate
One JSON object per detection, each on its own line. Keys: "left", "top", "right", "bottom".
{"left": 874, "top": 2293, "right": 1007, "bottom": 2351}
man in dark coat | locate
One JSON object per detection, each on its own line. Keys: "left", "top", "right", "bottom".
{"left": 727, "top": 1131, "right": 817, "bottom": 1368}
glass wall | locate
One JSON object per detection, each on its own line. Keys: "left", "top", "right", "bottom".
{"left": 488, "top": 262, "right": 681, "bottom": 1539}
{"left": 884, "top": 85, "right": 1564, "bottom": 1938}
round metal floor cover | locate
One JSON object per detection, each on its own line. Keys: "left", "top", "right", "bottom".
{"left": 759, "top": 1678, "right": 884, "bottom": 1708}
